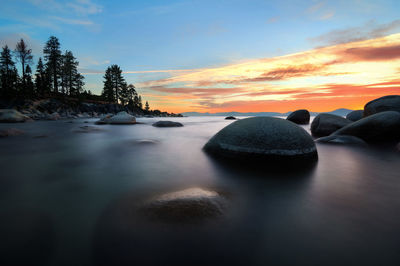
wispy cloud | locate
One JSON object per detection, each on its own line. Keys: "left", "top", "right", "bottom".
{"left": 50, "top": 16, "right": 94, "bottom": 25}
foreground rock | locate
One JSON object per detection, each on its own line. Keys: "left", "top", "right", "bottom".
{"left": 96, "top": 111, "right": 136, "bottom": 125}
{"left": 286, "top": 109, "right": 310, "bottom": 124}
{"left": 0, "top": 109, "right": 31, "bottom": 123}
{"left": 364, "top": 95, "right": 400, "bottom": 117}
{"left": 138, "top": 187, "right": 227, "bottom": 223}
{"left": 225, "top": 116, "right": 236, "bottom": 120}
{"left": 311, "top": 113, "right": 352, "bottom": 137}
{"left": 204, "top": 117, "right": 317, "bottom": 166}
{"left": 333, "top": 111, "right": 400, "bottom": 143}
{"left": 315, "top": 135, "right": 367, "bottom": 146}
{"left": 73, "top": 126, "right": 105, "bottom": 133}
{"left": 0, "top": 128, "right": 24, "bottom": 137}
{"left": 346, "top": 110, "right": 363, "bottom": 121}
{"left": 152, "top": 121, "right": 183, "bottom": 127}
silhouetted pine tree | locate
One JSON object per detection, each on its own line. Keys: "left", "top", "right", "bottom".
{"left": 0, "top": 45, "right": 19, "bottom": 98}
{"left": 24, "top": 65, "right": 35, "bottom": 98}
{"left": 102, "top": 64, "right": 126, "bottom": 103}
{"left": 43, "top": 36, "right": 62, "bottom": 93}
{"left": 35, "top": 57, "right": 49, "bottom": 96}
{"left": 14, "top": 38, "right": 33, "bottom": 87}
{"left": 145, "top": 101, "right": 150, "bottom": 111}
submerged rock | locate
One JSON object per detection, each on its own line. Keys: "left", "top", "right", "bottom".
{"left": 138, "top": 188, "right": 227, "bottom": 223}
{"left": 152, "top": 121, "right": 183, "bottom": 127}
{"left": 364, "top": 95, "right": 400, "bottom": 117}
{"left": 204, "top": 117, "right": 317, "bottom": 166}
{"left": 0, "top": 128, "right": 24, "bottom": 137}
{"left": 315, "top": 135, "right": 367, "bottom": 146}
{"left": 286, "top": 109, "right": 310, "bottom": 124}
{"left": 225, "top": 116, "right": 236, "bottom": 120}
{"left": 73, "top": 126, "right": 105, "bottom": 133}
{"left": 346, "top": 110, "right": 364, "bottom": 122}
{"left": 311, "top": 113, "right": 351, "bottom": 137}
{"left": 0, "top": 109, "right": 31, "bottom": 123}
{"left": 333, "top": 111, "right": 400, "bottom": 143}
{"left": 96, "top": 111, "right": 136, "bottom": 125}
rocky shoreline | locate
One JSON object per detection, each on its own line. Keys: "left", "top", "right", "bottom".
{"left": 0, "top": 98, "right": 183, "bottom": 121}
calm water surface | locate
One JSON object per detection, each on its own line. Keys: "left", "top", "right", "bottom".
{"left": 0, "top": 116, "right": 399, "bottom": 266}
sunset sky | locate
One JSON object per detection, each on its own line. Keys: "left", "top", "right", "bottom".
{"left": 1, "top": 0, "right": 400, "bottom": 113}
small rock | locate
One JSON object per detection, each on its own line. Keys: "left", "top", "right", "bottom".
{"left": 286, "top": 109, "right": 310, "bottom": 124}
{"left": 346, "top": 110, "right": 364, "bottom": 121}
{"left": 152, "top": 121, "right": 183, "bottom": 127}
{"left": 0, "top": 128, "right": 24, "bottom": 137}
{"left": 311, "top": 113, "right": 352, "bottom": 137}
{"left": 0, "top": 109, "right": 31, "bottom": 123}
{"left": 73, "top": 126, "right": 105, "bottom": 133}
{"left": 96, "top": 111, "right": 136, "bottom": 125}
{"left": 315, "top": 135, "right": 367, "bottom": 146}
{"left": 225, "top": 116, "right": 236, "bottom": 120}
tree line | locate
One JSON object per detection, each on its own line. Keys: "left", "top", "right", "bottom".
{"left": 0, "top": 36, "right": 151, "bottom": 111}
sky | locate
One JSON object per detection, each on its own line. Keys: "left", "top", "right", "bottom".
{"left": 1, "top": 0, "right": 400, "bottom": 113}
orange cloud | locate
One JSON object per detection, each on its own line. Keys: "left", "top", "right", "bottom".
{"left": 138, "top": 33, "right": 400, "bottom": 113}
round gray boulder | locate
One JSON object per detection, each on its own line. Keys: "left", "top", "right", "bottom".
{"left": 311, "top": 113, "right": 352, "bottom": 137}
{"left": 152, "top": 121, "right": 183, "bottom": 127}
{"left": 333, "top": 111, "right": 400, "bottom": 143}
{"left": 96, "top": 111, "right": 136, "bottom": 125}
{"left": 315, "top": 135, "right": 367, "bottom": 146}
{"left": 286, "top": 109, "right": 310, "bottom": 124}
{"left": 204, "top": 117, "right": 317, "bottom": 165}
{"left": 0, "top": 109, "right": 31, "bottom": 123}
{"left": 138, "top": 187, "right": 227, "bottom": 223}
{"left": 364, "top": 95, "right": 400, "bottom": 117}
{"left": 346, "top": 110, "right": 364, "bottom": 121}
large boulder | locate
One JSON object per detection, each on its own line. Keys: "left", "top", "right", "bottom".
{"left": 0, "top": 109, "right": 31, "bottom": 123}
{"left": 315, "top": 135, "right": 367, "bottom": 146}
{"left": 311, "top": 113, "right": 351, "bottom": 137}
{"left": 204, "top": 117, "right": 317, "bottom": 165}
{"left": 96, "top": 111, "right": 136, "bottom": 125}
{"left": 346, "top": 110, "right": 364, "bottom": 122}
{"left": 138, "top": 187, "right": 227, "bottom": 223}
{"left": 333, "top": 111, "right": 400, "bottom": 143}
{"left": 152, "top": 121, "right": 183, "bottom": 127}
{"left": 364, "top": 95, "right": 400, "bottom": 117}
{"left": 286, "top": 109, "right": 310, "bottom": 124}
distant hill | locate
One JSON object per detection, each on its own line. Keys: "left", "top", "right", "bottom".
{"left": 182, "top": 108, "right": 354, "bottom": 117}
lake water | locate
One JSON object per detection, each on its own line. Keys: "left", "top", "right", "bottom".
{"left": 1, "top": 116, "right": 400, "bottom": 266}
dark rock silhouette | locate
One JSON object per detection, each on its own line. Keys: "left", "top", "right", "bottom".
{"left": 346, "top": 110, "right": 364, "bottom": 121}
{"left": 315, "top": 135, "right": 367, "bottom": 146}
{"left": 225, "top": 116, "right": 236, "bottom": 120}
{"left": 152, "top": 121, "right": 183, "bottom": 127}
{"left": 311, "top": 113, "right": 351, "bottom": 137}
{"left": 286, "top": 109, "right": 310, "bottom": 124}
{"left": 364, "top": 95, "right": 400, "bottom": 117}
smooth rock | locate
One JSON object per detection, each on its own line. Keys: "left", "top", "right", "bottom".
{"left": 311, "top": 113, "right": 352, "bottom": 137}
{"left": 96, "top": 111, "right": 136, "bottom": 125}
{"left": 286, "top": 109, "right": 310, "bottom": 124}
{"left": 204, "top": 117, "right": 317, "bottom": 165}
{"left": 225, "top": 116, "right": 236, "bottom": 120}
{"left": 73, "top": 126, "right": 105, "bottom": 133}
{"left": 346, "top": 110, "right": 364, "bottom": 122}
{"left": 138, "top": 188, "right": 227, "bottom": 223}
{"left": 0, "top": 128, "right": 24, "bottom": 137}
{"left": 152, "top": 121, "right": 183, "bottom": 127}
{"left": 0, "top": 109, "right": 31, "bottom": 123}
{"left": 315, "top": 135, "right": 367, "bottom": 146}
{"left": 333, "top": 111, "right": 400, "bottom": 143}
{"left": 364, "top": 95, "right": 400, "bottom": 117}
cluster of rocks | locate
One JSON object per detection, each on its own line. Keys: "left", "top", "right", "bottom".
{"left": 0, "top": 98, "right": 182, "bottom": 121}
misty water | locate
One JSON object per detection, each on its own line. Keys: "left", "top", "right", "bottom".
{"left": 1, "top": 116, "right": 400, "bottom": 266}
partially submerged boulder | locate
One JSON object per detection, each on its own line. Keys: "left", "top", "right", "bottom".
{"left": 225, "top": 116, "right": 236, "bottom": 120}
{"left": 73, "top": 126, "right": 105, "bottom": 133}
{"left": 96, "top": 111, "right": 136, "bottom": 125}
{"left": 333, "top": 111, "right": 400, "bottom": 143}
{"left": 315, "top": 135, "right": 367, "bottom": 146}
{"left": 0, "top": 109, "right": 31, "bottom": 123}
{"left": 311, "top": 113, "right": 351, "bottom": 137}
{"left": 364, "top": 95, "right": 400, "bottom": 117}
{"left": 138, "top": 187, "right": 227, "bottom": 223}
{"left": 346, "top": 110, "right": 364, "bottom": 122}
{"left": 286, "top": 109, "right": 310, "bottom": 124}
{"left": 152, "top": 121, "right": 183, "bottom": 127}
{"left": 204, "top": 117, "right": 317, "bottom": 166}
{"left": 0, "top": 128, "right": 24, "bottom": 137}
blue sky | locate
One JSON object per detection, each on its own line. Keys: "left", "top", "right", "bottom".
{"left": 1, "top": 0, "right": 400, "bottom": 112}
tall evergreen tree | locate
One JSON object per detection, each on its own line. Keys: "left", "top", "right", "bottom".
{"left": 24, "top": 65, "right": 35, "bottom": 97}
{"left": 14, "top": 38, "right": 33, "bottom": 86}
{"left": 43, "top": 36, "right": 62, "bottom": 93}
{"left": 119, "top": 83, "right": 128, "bottom": 105}
{"left": 138, "top": 95, "right": 143, "bottom": 109}
{"left": 102, "top": 64, "right": 126, "bottom": 103}
{"left": 0, "top": 45, "right": 19, "bottom": 98}
{"left": 145, "top": 101, "right": 150, "bottom": 112}
{"left": 35, "top": 57, "right": 48, "bottom": 96}
{"left": 60, "top": 50, "right": 82, "bottom": 96}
